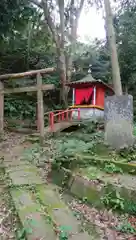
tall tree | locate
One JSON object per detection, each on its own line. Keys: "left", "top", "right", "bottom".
{"left": 115, "top": 3, "right": 136, "bottom": 92}
{"left": 104, "top": 0, "right": 122, "bottom": 95}
{"left": 31, "top": 0, "right": 85, "bottom": 105}
{"left": 0, "top": 0, "right": 34, "bottom": 40}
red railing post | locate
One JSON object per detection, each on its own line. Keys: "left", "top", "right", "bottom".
{"left": 62, "top": 112, "right": 64, "bottom": 121}
{"left": 66, "top": 110, "right": 69, "bottom": 121}
{"left": 49, "top": 112, "right": 54, "bottom": 131}
{"left": 70, "top": 109, "right": 73, "bottom": 120}
{"left": 77, "top": 108, "right": 80, "bottom": 120}
{"left": 58, "top": 112, "right": 61, "bottom": 122}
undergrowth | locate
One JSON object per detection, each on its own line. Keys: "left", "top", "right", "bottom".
{"left": 53, "top": 122, "right": 136, "bottom": 170}
{"left": 101, "top": 190, "right": 136, "bottom": 215}
{"left": 116, "top": 221, "right": 136, "bottom": 234}
{"left": 103, "top": 163, "right": 123, "bottom": 174}
{"left": 53, "top": 122, "right": 105, "bottom": 169}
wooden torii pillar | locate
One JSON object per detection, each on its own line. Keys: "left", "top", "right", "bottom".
{"left": 0, "top": 81, "right": 4, "bottom": 133}
{"left": 37, "top": 73, "right": 45, "bottom": 145}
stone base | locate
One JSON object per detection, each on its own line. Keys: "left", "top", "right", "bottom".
{"left": 72, "top": 108, "right": 104, "bottom": 121}
{"left": 104, "top": 95, "right": 134, "bottom": 149}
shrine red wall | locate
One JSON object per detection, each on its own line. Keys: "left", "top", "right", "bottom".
{"left": 96, "top": 86, "right": 105, "bottom": 108}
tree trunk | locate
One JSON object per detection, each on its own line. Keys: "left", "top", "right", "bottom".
{"left": 104, "top": 0, "right": 134, "bottom": 149}
{"left": 57, "top": 49, "right": 68, "bottom": 106}
{"left": 58, "top": 0, "right": 68, "bottom": 106}
{"left": 104, "top": 0, "right": 122, "bottom": 96}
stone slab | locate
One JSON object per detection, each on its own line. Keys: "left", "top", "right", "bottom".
{"left": 6, "top": 165, "right": 44, "bottom": 185}
{"left": 4, "top": 159, "right": 28, "bottom": 167}
{"left": 104, "top": 95, "right": 134, "bottom": 149}
{"left": 36, "top": 184, "right": 100, "bottom": 239}
{"left": 11, "top": 188, "right": 56, "bottom": 240}
{"left": 70, "top": 176, "right": 103, "bottom": 206}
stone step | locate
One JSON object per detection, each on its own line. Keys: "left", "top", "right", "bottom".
{"left": 36, "top": 184, "right": 101, "bottom": 239}
{"left": 11, "top": 188, "right": 56, "bottom": 240}
{"left": 51, "top": 167, "right": 136, "bottom": 208}
{"left": 76, "top": 166, "right": 136, "bottom": 193}
{"left": 4, "top": 159, "right": 29, "bottom": 167}
{"left": 6, "top": 164, "right": 45, "bottom": 186}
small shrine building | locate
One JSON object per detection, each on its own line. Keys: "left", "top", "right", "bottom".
{"left": 66, "top": 74, "right": 114, "bottom": 120}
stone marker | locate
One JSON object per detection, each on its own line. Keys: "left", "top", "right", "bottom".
{"left": 104, "top": 95, "right": 134, "bottom": 149}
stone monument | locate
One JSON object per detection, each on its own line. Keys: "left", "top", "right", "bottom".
{"left": 104, "top": 95, "right": 134, "bottom": 149}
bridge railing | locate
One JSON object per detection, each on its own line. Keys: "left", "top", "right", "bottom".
{"left": 49, "top": 108, "right": 80, "bottom": 131}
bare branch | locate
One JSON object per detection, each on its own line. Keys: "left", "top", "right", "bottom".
{"left": 76, "top": 0, "right": 85, "bottom": 18}
{"left": 30, "top": 0, "right": 42, "bottom": 8}
{"left": 64, "top": 0, "right": 74, "bottom": 27}
{"left": 41, "top": 0, "right": 60, "bottom": 48}
{"left": 58, "top": 0, "right": 65, "bottom": 48}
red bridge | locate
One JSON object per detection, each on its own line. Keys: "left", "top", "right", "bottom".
{"left": 44, "top": 108, "right": 81, "bottom": 133}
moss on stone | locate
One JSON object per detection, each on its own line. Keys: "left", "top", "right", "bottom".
{"left": 51, "top": 167, "right": 136, "bottom": 213}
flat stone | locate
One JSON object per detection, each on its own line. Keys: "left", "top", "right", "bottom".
{"left": 4, "top": 159, "right": 28, "bottom": 167}
{"left": 36, "top": 184, "right": 100, "bottom": 239}
{"left": 6, "top": 165, "right": 44, "bottom": 185}
{"left": 11, "top": 188, "right": 56, "bottom": 240}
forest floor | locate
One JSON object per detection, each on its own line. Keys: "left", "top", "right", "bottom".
{"left": 0, "top": 129, "right": 136, "bottom": 239}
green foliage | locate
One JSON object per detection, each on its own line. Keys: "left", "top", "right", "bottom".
{"left": 124, "top": 201, "right": 136, "bottom": 215}
{"left": 54, "top": 123, "right": 104, "bottom": 169}
{"left": 133, "top": 124, "right": 136, "bottom": 136}
{"left": 101, "top": 191, "right": 125, "bottom": 211}
{"left": 57, "top": 139, "right": 94, "bottom": 157}
{"left": 102, "top": 191, "right": 136, "bottom": 215}
{"left": 103, "top": 163, "right": 123, "bottom": 174}
{"left": 59, "top": 225, "right": 72, "bottom": 240}
{"left": 21, "top": 143, "right": 45, "bottom": 165}
{"left": 116, "top": 222, "right": 136, "bottom": 234}
{"left": 16, "top": 228, "right": 26, "bottom": 240}
{"left": 115, "top": 4, "right": 136, "bottom": 89}
{"left": 73, "top": 41, "right": 111, "bottom": 82}
{"left": 54, "top": 138, "right": 95, "bottom": 169}
{"left": 0, "top": 0, "right": 34, "bottom": 40}
{"left": 5, "top": 95, "right": 36, "bottom": 120}
{"left": 118, "top": 145, "right": 136, "bottom": 162}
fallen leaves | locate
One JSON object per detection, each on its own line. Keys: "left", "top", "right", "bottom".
{"left": 69, "top": 199, "right": 135, "bottom": 240}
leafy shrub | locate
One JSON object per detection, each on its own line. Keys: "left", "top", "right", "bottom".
{"left": 56, "top": 139, "right": 94, "bottom": 157}
{"left": 116, "top": 222, "right": 136, "bottom": 234}
{"left": 103, "top": 163, "right": 123, "bottom": 174}
{"left": 101, "top": 191, "right": 125, "bottom": 211}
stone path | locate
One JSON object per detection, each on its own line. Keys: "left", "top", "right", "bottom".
{"left": 1, "top": 134, "right": 101, "bottom": 240}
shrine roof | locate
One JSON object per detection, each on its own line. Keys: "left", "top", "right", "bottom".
{"left": 66, "top": 74, "right": 114, "bottom": 92}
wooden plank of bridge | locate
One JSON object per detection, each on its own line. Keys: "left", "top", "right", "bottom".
{"left": 44, "top": 121, "right": 80, "bottom": 134}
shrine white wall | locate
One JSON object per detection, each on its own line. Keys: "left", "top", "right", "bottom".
{"left": 72, "top": 108, "right": 104, "bottom": 121}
